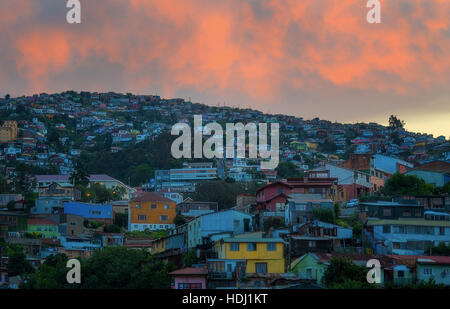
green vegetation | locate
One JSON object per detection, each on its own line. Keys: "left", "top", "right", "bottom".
{"left": 23, "top": 247, "right": 175, "bottom": 289}
{"left": 191, "top": 180, "right": 247, "bottom": 210}
{"left": 75, "top": 132, "right": 183, "bottom": 186}
{"left": 275, "top": 162, "right": 304, "bottom": 179}
{"left": 125, "top": 230, "right": 167, "bottom": 239}
{"left": 382, "top": 173, "right": 435, "bottom": 196}
{"left": 427, "top": 242, "right": 450, "bottom": 256}
{"left": 0, "top": 244, "right": 35, "bottom": 277}
{"left": 323, "top": 257, "right": 376, "bottom": 289}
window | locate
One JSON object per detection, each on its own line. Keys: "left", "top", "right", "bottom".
{"left": 267, "top": 243, "right": 276, "bottom": 251}
{"left": 398, "top": 271, "right": 404, "bottom": 278}
{"left": 151, "top": 204, "right": 157, "bottom": 209}
{"left": 230, "top": 243, "right": 240, "bottom": 251}
{"left": 135, "top": 204, "right": 141, "bottom": 209}
{"left": 178, "top": 283, "right": 202, "bottom": 289}
{"left": 403, "top": 209, "right": 411, "bottom": 217}
{"left": 164, "top": 205, "right": 170, "bottom": 209}
{"left": 138, "top": 215, "right": 147, "bottom": 221}
{"left": 247, "top": 243, "right": 256, "bottom": 251}
{"left": 255, "top": 263, "right": 268, "bottom": 274}
{"left": 423, "top": 268, "right": 433, "bottom": 276}
{"left": 308, "top": 241, "right": 316, "bottom": 248}
{"left": 382, "top": 208, "right": 392, "bottom": 216}
{"left": 383, "top": 225, "right": 391, "bottom": 234}
{"left": 440, "top": 227, "right": 445, "bottom": 236}
{"left": 160, "top": 215, "right": 169, "bottom": 221}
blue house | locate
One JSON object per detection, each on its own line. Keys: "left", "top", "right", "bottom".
{"left": 187, "top": 210, "right": 253, "bottom": 249}
{"left": 64, "top": 202, "right": 113, "bottom": 222}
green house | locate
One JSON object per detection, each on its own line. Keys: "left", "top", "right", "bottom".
{"left": 27, "top": 218, "right": 60, "bottom": 239}
{"left": 290, "top": 253, "right": 328, "bottom": 284}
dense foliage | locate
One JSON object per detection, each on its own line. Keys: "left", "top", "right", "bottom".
{"left": 23, "top": 247, "right": 175, "bottom": 289}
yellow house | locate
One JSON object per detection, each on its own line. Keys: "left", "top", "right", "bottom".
{"left": 214, "top": 235, "right": 286, "bottom": 274}
{"left": 0, "top": 120, "right": 18, "bottom": 143}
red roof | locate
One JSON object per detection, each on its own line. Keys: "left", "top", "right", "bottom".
{"left": 169, "top": 267, "right": 208, "bottom": 276}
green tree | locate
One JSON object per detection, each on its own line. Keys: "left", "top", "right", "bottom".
{"left": 313, "top": 208, "right": 335, "bottom": 224}
{"left": 103, "top": 224, "right": 122, "bottom": 233}
{"left": 69, "top": 167, "right": 90, "bottom": 188}
{"left": 192, "top": 180, "right": 246, "bottom": 210}
{"left": 382, "top": 173, "right": 435, "bottom": 196}
{"left": 275, "top": 162, "right": 304, "bottom": 179}
{"left": 182, "top": 250, "right": 198, "bottom": 268}
{"left": 8, "top": 246, "right": 35, "bottom": 277}
{"left": 174, "top": 214, "right": 186, "bottom": 227}
{"left": 389, "top": 115, "right": 405, "bottom": 130}
{"left": 323, "top": 257, "right": 373, "bottom": 288}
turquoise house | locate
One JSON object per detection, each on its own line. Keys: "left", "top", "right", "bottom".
{"left": 416, "top": 257, "right": 450, "bottom": 286}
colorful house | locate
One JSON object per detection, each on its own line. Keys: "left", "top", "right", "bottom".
{"left": 128, "top": 192, "right": 176, "bottom": 231}
{"left": 214, "top": 234, "right": 285, "bottom": 274}
{"left": 416, "top": 256, "right": 450, "bottom": 286}
{"left": 290, "top": 253, "right": 328, "bottom": 284}
{"left": 27, "top": 218, "right": 60, "bottom": 239}
{"left": 187, "top": 209, "right": 253, "bottom": 249}
{"left": 169, "top": 267, "right": 208, "bottom": 289}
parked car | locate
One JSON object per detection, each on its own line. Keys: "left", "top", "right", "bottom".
{"left": 346, "top": 199, "right": 359, "bottom": 208}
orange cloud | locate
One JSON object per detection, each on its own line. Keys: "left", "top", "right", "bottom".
{"left": 1, "top": 0, "right": 450, "bottom": 114}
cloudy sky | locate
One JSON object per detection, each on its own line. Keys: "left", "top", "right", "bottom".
{"left": 1, "top": 0, "right": 449, "bottom": 136}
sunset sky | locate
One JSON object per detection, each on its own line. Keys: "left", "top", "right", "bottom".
{"left": 0, "top": 0, "right": 449, "bottom": 137}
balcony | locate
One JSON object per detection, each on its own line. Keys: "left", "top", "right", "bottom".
{"left": 208, "top": 272, "right": 233, "bottom": 280}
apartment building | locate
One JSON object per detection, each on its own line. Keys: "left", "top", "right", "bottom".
{"left": 128, "top": 192, "right": 176, "bottom": 231}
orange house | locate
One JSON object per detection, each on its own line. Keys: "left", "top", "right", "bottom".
{"left": 129, "top": 192, "right": 176, "bottom": 231}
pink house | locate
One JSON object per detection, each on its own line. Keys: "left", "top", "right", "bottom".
{"left": 169, "top": 267, "right": 208, "bottom": 289}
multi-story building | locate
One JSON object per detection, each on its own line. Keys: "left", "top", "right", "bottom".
{"left": 128, "top": 192, "right": 176, "bottom": 231}
{"left": 361, "top": 200, "right": 450, "bottom": 255}
{"left": 0, "top": 120, "right": 18, "bottom": 143}
{"left": 213, "top": 233, "right": 285, "bottom": 275}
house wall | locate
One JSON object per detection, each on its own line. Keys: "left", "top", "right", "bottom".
{"left": 27, "top": 224, "right": 60, "bottom": 239}
{"left": 291, "top": 254, "right": 327, "bottom": 284}
{"left": 407, "top": 170, "right": 445, "bottom": 187}
{"left": 417, "top": 264, "right": 450, "bottom": 286}
{"left": 172, "top": 276, "right": 207, "bottom": 289}
{"left": 129, "top": 200, "right": 176, "bottom": 231}
{"left": 222, "top": 242, "right": 285, "bottom": 274}
{"left": 187, "top": 211, "right": 253, "bottom": 248}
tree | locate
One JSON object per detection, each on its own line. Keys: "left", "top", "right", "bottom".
{"left": 323, "top": 257, "right": 372, "bottom": 288}
{"left": 24, "top": 247, "right": 174, "bottom": 289}
{"left": 275, "top": 162, "right": 304, "bottom": 179}
{"left": 313, "top": 208, "right": 335, "bottom": 224}
{"left": 389, "top": 115, "right": 405, "bottom": 130}
{"left": 69, "top": 167, "right": 90, "bottom": 188}
{"left": 382, "top": 173, "right": 435, "bottom": 196}
{"left": 182, "top": 250, "right": 198, "bottom": 268}
{"left": 174, "top": 215, "right": 186, "bottom": 227}
{"left": 192, "top": 180, "right": 246, "bottom": 210}
{"left": 5, "top": 94, "right": 10, "bottom": 100}
{"left": 263, "top": 217, "right": 285, "bottom": 232}
{"left": 7, "top": 246, "right": 35, "bottom": 277}
{"left": 103, "top": 224, "right": 121, "bottom": 233}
